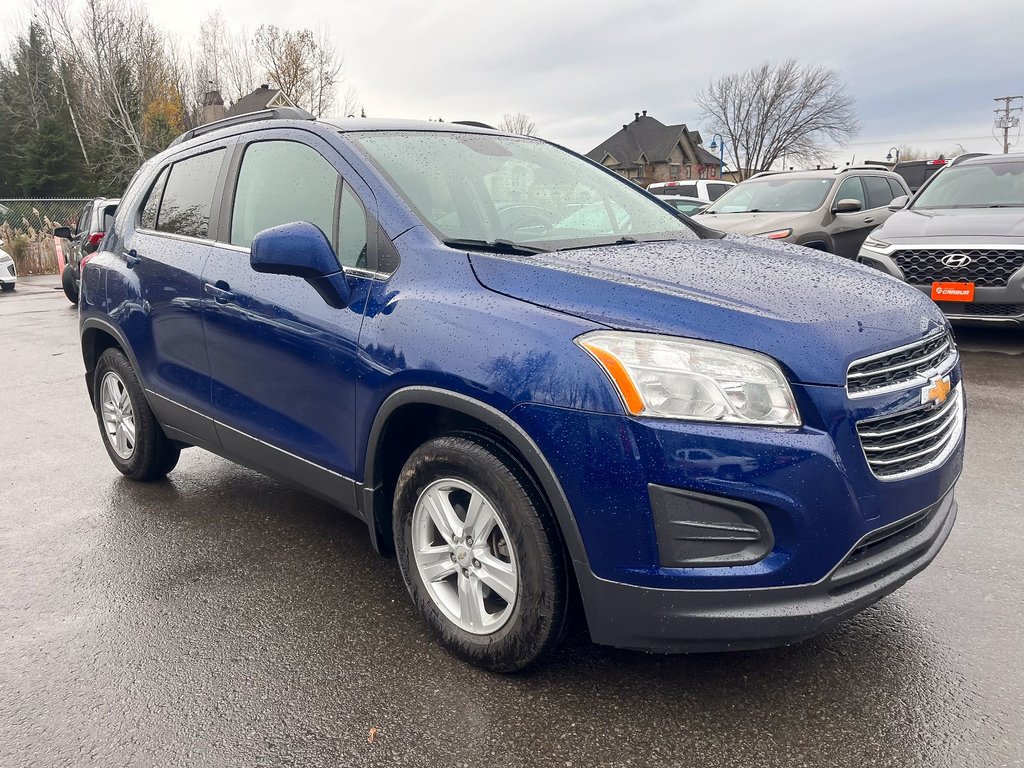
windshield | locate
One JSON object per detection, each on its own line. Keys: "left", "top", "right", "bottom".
{"left": 706, "top": 177, "right": 833, "bottom": 213}
{"left": 912, "top": 162, "right": 1024, "bottom": 209}
{"left": 348, "top": 131, "right": 698, "bottom": 250}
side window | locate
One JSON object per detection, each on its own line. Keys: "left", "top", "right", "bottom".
{"left": 835, "top": 176, "right": 866, "bottom": 210}
{"left": 75, "top": 203, "right": 90, "bottom": 235}
{"left": 157, "top": 148, "right": 225, "bottom": 239}
{"left": 863, "top": 176, "right": 894, "bottom": 209}
{"left": 707, "top": 183, "right": 729, "bottom": 201}
{"left": 140, "top": 167, "right": 169, "bottom": 230}
{"left": 338, "top": 185, "right": 369, "bottom": 268}
{"left": 231, "top": 141, "right": 339, "bottom": 248}
{"left": 677, "top": 183, "right": 698, "bottom": 197}
{"left": 887, "top": 177, "right": 907, "bottom": 199}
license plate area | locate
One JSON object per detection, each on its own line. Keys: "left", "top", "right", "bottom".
{"left": 931, "top": 281, "right": 975, "bottom": 302}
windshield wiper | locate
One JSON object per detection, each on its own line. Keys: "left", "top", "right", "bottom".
{"left": 558, "top": 236, "right": 679, "bottom": 252}
{"left": 442, "top": 237, "right": 548, "bottom": 255}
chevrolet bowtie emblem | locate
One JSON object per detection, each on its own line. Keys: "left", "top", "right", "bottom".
{"left": 921, "top": 375, "right": 951, "bottom": 406}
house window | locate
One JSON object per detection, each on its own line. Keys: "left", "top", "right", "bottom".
{"left": 669, "top": 163, "right": 680, "bottom": 180}
{"left": 685, "top": 164, "right": 692, "bottom": 179}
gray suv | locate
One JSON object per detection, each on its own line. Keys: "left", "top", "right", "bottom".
{"left": 692, "top": 167, "right": 910, "bottom": 258}
{"left": 858, "top": 153, "right": 1024, "bottom": 323}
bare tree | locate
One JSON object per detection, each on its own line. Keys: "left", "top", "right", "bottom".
{"left": 251, "top": 25, "right": 348, "bottom": 117}
{"left": 498, "top": 112, "right": 536, "bottom": 136}
{"left": 695, "top": 59, "right": 859, "bottom": 179}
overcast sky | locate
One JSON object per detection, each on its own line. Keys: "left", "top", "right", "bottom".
{"left": 4, "top": 0, "right": 1022, "bottom": 164}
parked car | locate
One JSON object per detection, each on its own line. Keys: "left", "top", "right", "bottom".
{"left": 692, "top": 167, "right": 911, "bottom": 258}
{"left": 659, "top": 195, "right": 707, "bottom": 215}
{"left": 54, "top": 198, "right": 119, "bottom": 303}
{"left": 858, "top": 152, "right": 1024, "bottom": 322}
{"left": 891, "top": 158, "right": 949, "bottom": 194}
{"left": 79, "top": 110, "right": 964, "bottom": 671}
{"left": 647, "top": 179, "right": 734, "bottom": 202}
{"left": 0, "top": 239, "right": 16, "bottom": 292}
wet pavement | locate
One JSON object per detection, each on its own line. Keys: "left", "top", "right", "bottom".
{"left": 2, "top": 275, "right": 1023, "bottom": 767}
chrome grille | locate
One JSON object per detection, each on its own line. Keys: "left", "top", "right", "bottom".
{"left": 856, "top": 386, "right": 964, "bottom": 479}
{"left": 847, "top": 331, "right": 955, "bottom": 396}
{"left": 889, "top": 248, "right": 1024, "bottom": 287}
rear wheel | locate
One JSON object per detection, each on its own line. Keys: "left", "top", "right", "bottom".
{"left": 393, "top": 434, "right": 568, "bottom": 672}
{"left": 93, "top": 348, "right": 179, "bottom": 480}
{"left": 61, "top": 267, "right": 78, "bottom": 304}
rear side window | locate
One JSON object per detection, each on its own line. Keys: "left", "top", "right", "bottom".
{"left": 140, "top": 167, "right": 169, "bottom": 230}
{"left": 230, "top": 141, "right": 339, "bottom": 248}
{"left": 835, "top": 176, "right": 866, "bottom": 209}
{"left": 676, "top": 183, "right": 698, "bottom": 197}
{"left": 863, "top": 176, "right": 894, "bottom": 209}
{"left": 156, "top": 149, "right": 225, "bottom": 239}
{"left": 707, "top": 183, "right": 730, "bottom": 201}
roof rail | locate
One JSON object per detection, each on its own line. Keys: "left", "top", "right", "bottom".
{"left": 451, "top": 120, "right": 496, "bottom": 130}
{"left": 169, "top": 107, "right": 316, "bottom": 147}
{"left": 948, "top": 152, "right": 988, "bottom": 167}
{"left": 747, "top": 169, "right": 794, "bottom": 180}
{"left": 834, "top": 164, "right": 894, "bottom": 175}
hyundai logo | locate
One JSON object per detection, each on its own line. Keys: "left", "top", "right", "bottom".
{"left": 940, "top": 253, "right": 973, "bottom": 268}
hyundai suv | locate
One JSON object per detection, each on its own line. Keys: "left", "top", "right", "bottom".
{"left": 693, "top": 167, "right": 910, "bottom": 258}
{"left": 858, "top": 153, "right": 1024, "bottom": 323}
{"left": 79, "top": 110, "right": 965, "bottom": 671}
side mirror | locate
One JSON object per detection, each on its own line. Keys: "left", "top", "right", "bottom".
{"left": 250, "top": 221, "right": 350, "bottom": 308}
{"left": 888, "top": 195, "right": 909, "bottom": 211}
{"left": 53, "top": 226, "right": 73, "bottom": 239}
{"left": 833, "top": 198, "right": 862, "bottom": 214}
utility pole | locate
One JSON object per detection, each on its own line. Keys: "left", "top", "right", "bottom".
{"left": 993, "top": 96, "right": 1023, "bottom": 154}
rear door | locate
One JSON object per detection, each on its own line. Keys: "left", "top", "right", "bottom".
{"left": 119, "top": 146, "right": 227, "bottom": 444}
{"left": 200, "top": 131, "right": 377, "bottom": 507}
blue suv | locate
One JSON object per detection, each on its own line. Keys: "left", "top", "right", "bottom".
{"left": 80, "top": 109, "right": 965, "bottom": 671}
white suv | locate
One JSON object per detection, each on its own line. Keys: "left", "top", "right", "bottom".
{"left": 0, "top": 240, "right": 17, "bottom": 292}
{"left": 647, "top": 179, "right": 734, "bottom": 203}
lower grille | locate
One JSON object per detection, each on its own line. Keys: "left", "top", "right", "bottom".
{"left": 948, "top": 302, "right": 1024, "bottom": 318}
{"left": 889, "top": 248, "right": 1024, "bottom": 287}
{"left": 856, "top": 385, "right": 964, "bottom": 479}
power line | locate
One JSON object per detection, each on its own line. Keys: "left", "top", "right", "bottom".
{"left": 993, "top": 95, "right": 1023, "bottom": 154}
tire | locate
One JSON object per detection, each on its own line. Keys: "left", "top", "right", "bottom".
{"left": 93, "top": 347, "right": 180, "bottom": 481}
{"left": 61, "top": 266, "right": 79, "bottom": 304}
{"left": 0, "top": 283, "right": 13, "bottom": 292}
{"left": 394, "top": 433, "right": 568, "bottom": 672}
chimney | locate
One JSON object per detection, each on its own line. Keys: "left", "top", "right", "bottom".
{"left": 634, "top": 112, "right": 640, "bottom": 121}
{"left": 260, "top": 83, "right": 270, "bottom": 90}
{"left": 201, "top": 89, "right": 226, "bottom": 124}
{"left": 642, "top": 110, "right": 647, "bottom": 117}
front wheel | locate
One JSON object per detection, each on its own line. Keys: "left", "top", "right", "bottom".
{"left": 93, "top": 348, "right": 180, "bottom": 481}
{"left": 393, "top": 434, "right": 568, "bottom": 672}
{"left": 61, "top": 267, "right": 78, "bottom": 304}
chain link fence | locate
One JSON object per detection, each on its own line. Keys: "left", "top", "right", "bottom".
{"left": 0, "top": 198, "right": 93, "bottom": 275}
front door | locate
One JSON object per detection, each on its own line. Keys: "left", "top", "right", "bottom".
{"left": 830, "top": 175, "right": 872, "bottom": 259}
{"left": 200, "top": 134, "right": 375, "bottom": 510}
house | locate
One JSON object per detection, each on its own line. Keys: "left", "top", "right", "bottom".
{"left": 225, "top": 84, "right": 296, "bottom": 117}
{"left": 587, "top": 111, "right": 721, "bottom": 186}
{"left": 201, "top": 84, "right": 298, "bottom": 125}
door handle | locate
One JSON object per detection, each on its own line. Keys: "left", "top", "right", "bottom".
{"left": 125, "top": 249, "right": 140, "bottom": 269}
{"left": 203, "top": 282, "right": 235, "bottom": 304}
{"left": 863, "top": 217, "right": 875, "bottom": 224}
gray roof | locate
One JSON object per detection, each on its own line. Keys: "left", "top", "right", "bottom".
{"left": 225, "top": 86, "right": 291, "bottom": 118}
{"left": 587, "top": 115, "right": 718, "bottom": 169}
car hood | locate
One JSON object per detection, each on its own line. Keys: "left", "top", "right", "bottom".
{"left": 690, "top": 211, "right": 804, "bottom": 236}
{"left": 468, "top": 235, "right": 947, "bottom": 387}
{"left": 874, "top": 207, "right": 1024, "bottom": 241}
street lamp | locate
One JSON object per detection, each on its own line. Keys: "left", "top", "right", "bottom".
{"left": 885, "top": 147, "right": 900, "bottom": 164}
{"left": 708, "top": 134, "right": 725, "bottom": 179}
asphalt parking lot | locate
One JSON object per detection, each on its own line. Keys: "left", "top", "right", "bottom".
{"left": 2, "top": 275, "right": 1023, "bottom": 768}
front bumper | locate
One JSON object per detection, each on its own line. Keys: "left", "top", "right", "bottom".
{"left": 1, "top": 260, "right": 16, "bottom": 284}
{"left": 578, "top": 488, "right": 956, "bottom": 652}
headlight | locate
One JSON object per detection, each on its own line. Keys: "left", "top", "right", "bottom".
{"left": 0, "top": 252, "right": 12, "bottom": 264}
{"left": 756, "top": 228, "right": 793, "bottom": 240}
{"left": 576, "top": 331, "right": 801, "bottom": 426}
{"left": 861, "top": 237, "right": 890, "bottom": 251}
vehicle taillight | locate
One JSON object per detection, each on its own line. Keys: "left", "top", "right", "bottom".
{"left": 88, "top": 232, "right": 104, "bottom": 246}
{"left": 927, "top": 158, "right": 947, "bottom": 166}
{"left": 80, "top": 252, "right": 96, "bottom": 270}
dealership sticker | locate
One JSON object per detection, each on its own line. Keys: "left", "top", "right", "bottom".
{"left": 931, "top": 282, "right": 975, "bottom": 302}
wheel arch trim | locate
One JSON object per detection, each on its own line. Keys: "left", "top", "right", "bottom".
{"left": 362, "top": 386, "right": 590, "bottom": 567}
